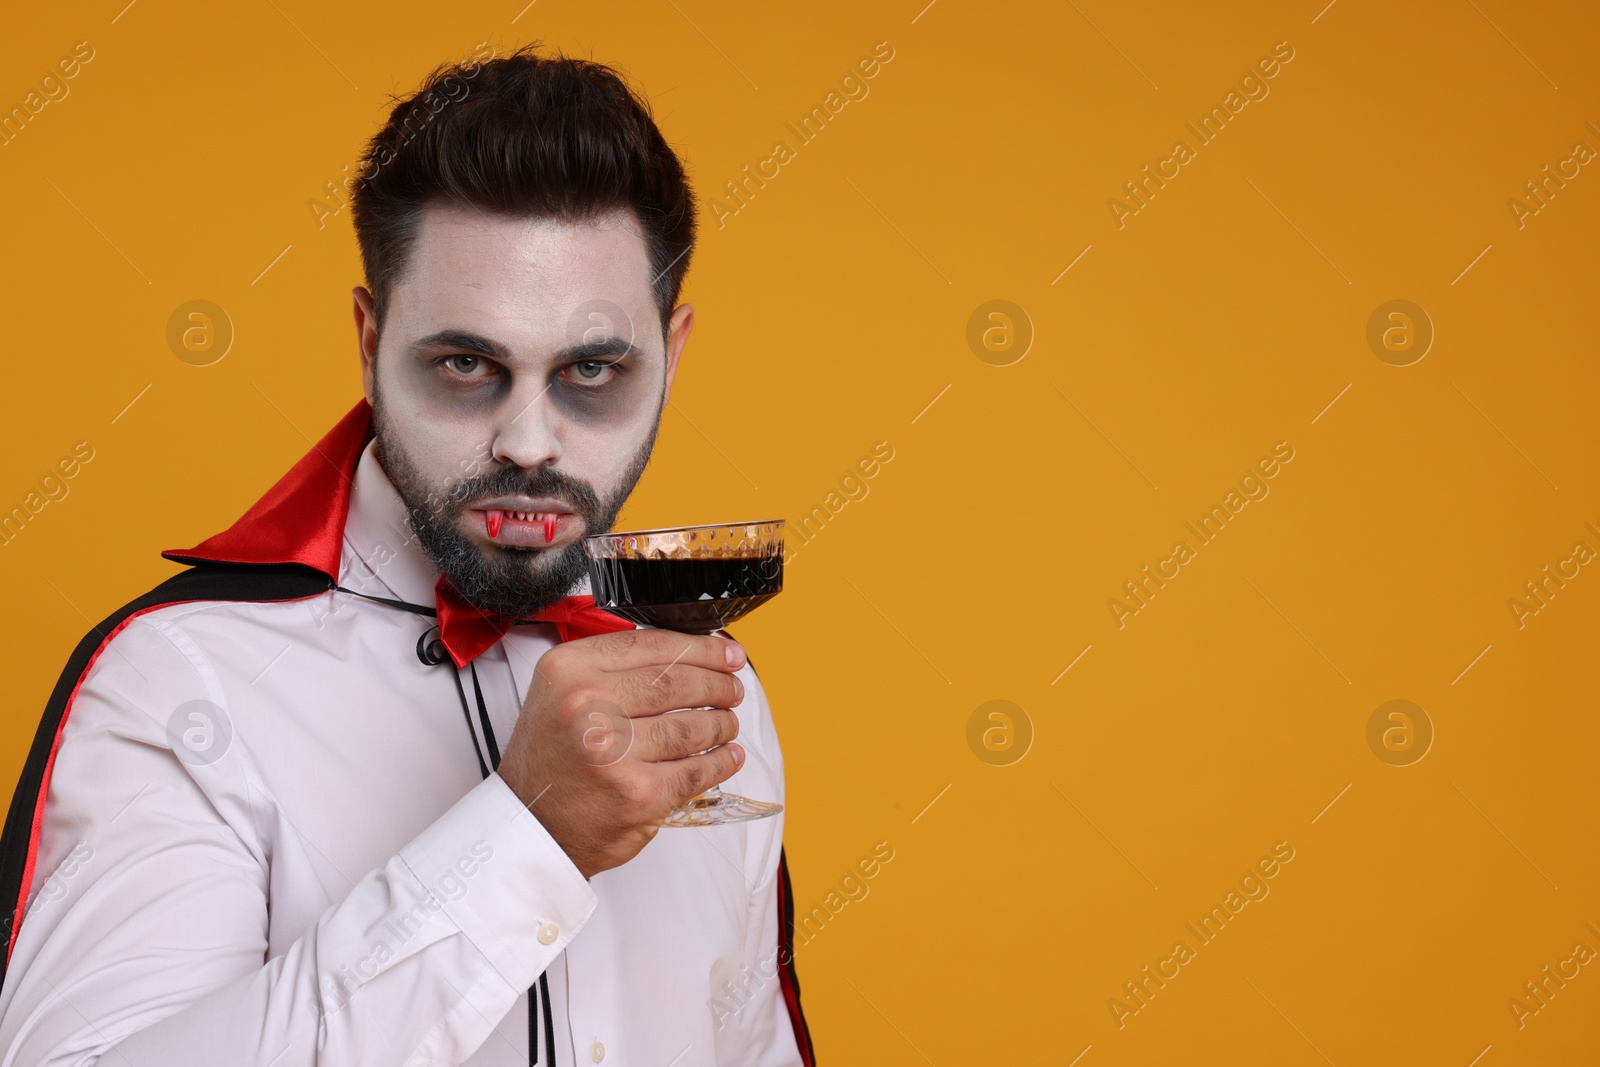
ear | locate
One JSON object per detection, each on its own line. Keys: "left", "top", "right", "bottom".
{"left": 352, "top": 286, "right": 380, "bottom": 405}
{"left": 662, "top": 303, "right": 694, "bottom": 404}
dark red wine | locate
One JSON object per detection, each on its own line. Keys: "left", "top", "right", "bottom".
{"left": 587, "top": 553, "right": 783, "bottom": 633}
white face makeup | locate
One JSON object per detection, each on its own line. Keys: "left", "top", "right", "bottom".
{"left": 352, "top": 201, "right": 694, "bottom": 613}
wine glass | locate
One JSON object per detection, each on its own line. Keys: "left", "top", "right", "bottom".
{"left": 583, "top": 519, "right": 785, "bottom": 827}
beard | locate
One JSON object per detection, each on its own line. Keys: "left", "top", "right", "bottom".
{"left": 371, "top": 384, "right": 660, "bottom": 618}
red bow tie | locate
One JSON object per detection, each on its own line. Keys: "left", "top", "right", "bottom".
{"left": 433, "top": 574, "right": 636, "bottom": 667}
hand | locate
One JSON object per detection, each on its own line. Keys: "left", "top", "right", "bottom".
{"left": 495, "top": 628, "right": 747, "bottom": 878}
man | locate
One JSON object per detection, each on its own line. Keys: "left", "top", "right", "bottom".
{"left": 0, "top": 42, "right": 814, "bottom": 1066}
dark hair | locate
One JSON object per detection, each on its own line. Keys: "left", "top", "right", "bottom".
{"left": 349, "top": 41, "right": 697, "bottom": 340}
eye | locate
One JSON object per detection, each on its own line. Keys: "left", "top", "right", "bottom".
{"left": 442, "top": 353, "right": 495, "bottom": 380}
{"left": 563, "top": 359, "right": 619, "bottom": 387}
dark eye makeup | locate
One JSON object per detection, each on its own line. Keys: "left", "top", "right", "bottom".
{"left": 422, "top": 344, "right": 652, "bottom": 426}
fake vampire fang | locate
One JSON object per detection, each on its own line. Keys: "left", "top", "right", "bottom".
{"left": 544, "top": 514, "right": 556, "bottom": 543}
{"left": 486, "top": 510, "right": 503, "bottom": 539}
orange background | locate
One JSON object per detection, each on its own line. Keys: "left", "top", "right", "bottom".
{"left": 3, "top": 1, "right": 1599, "bottom": 1062}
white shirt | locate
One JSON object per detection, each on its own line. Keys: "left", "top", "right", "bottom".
{"left": 0, "top": 400, "right": 808, "bottom": 1066}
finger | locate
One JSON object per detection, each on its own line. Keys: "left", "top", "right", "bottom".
{"left": 634, "top": 708, "right": 739, "bottom": 763}
{"left": 612, "top": 661, "right": 743, "bottom": 717}
{"left": 655, "top": 742, "right": 745, "bottom": 806}
{"left": 576, "top": 628, "right": 746, "bottom": 675}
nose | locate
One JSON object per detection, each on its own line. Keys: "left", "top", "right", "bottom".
{"left": 490, "top": 379, "right": 563, "bottom": 470}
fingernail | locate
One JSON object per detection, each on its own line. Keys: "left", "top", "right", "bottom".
{"left": 732, "top": 675, "right": 744, "bottom": 701}
{"left": 730, "top": 743, "right": 745, "bottom": 767}
{"left": 724, "top": 642, "right": 745, "bottom": 668}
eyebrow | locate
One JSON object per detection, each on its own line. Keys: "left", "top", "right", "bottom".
{"left": 411, "top": 328, "right": 641, "bottom": 361}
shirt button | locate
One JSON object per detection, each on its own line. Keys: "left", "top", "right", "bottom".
{"left": 537, "top": 922, "right": 559, "bottom": 945}
{"left": 590, "top": 1041, "right": 606, "bottom": 1062}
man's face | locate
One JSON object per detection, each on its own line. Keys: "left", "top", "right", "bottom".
{"left": 352, "top": 201, "right": 693, "bottom": 615}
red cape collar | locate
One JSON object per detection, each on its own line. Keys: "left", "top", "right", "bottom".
{"left": 162, "top": 397, "right": 374, "bottom": 580}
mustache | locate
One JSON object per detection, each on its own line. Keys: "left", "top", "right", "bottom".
{"left": 436, "top": 462, "right": 604, "bottom": 516}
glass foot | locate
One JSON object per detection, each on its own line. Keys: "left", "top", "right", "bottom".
{"left": 661, "top": 790, "right": 783, "bottom": 827}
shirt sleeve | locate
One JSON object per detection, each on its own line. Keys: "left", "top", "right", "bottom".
{"left": 0, "top": 612, "right": 598, "bottom": 1067}
{"left": 712, "top": 661, "right": 807, "bottom": 1067}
